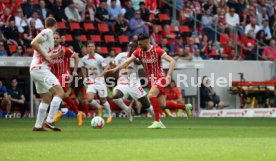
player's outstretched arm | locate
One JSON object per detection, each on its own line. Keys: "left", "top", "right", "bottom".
{"left": 31, "top": 36, "right": 51, "bottom": 63}
{"left": 163, "top": 54, "right": 176, "bottom": 81}
{"left": 107, "top": 55, "right": 136, "bottom": 73}
{"left": 81, "top": 67, "right": 87, "bottom": 78}
{"left": 72, "top": 52, "right": 79, "bottom": 76}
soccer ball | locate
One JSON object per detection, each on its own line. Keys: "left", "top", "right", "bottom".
{"left": 91, "top": 116, "right": 105, "bottom": 128}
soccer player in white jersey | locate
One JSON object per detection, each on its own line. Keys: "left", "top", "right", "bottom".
{"left": 30, "top": 17, "right": 65, "bottom": 131}
{"left": 81, "top": 41, "right": 112, "bottom": 123}
{"left": 112, "top": 40, "right": 154, "bottom": 122}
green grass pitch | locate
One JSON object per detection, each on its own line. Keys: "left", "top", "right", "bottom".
{"left": 0, "top": 118, "right": 276, "bottom": 161}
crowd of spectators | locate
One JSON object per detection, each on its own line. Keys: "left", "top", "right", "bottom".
{"left": 0, "top": 0, "right": 276, "bottom": 62}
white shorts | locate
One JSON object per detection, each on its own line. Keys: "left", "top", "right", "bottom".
{"left": 87, "top": 83, "right": 108, "bottom": 98}
{"left": 114, "top": 83, "right": 146, "bottom": 100}
{"left": 30, "top": 68, "right": 60, "bottom": 94}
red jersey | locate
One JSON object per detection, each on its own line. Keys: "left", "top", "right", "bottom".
{"left": 51, "top": 45, "right": 74, "bottom": 77}
{"left": 132, "top": 46, "right": 166, "bottom": 81}
{"left": 164, "top": 87, "right": 182, "bottom": 100}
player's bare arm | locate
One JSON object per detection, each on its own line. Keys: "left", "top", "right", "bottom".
{"left": 108, "top": 56, "right": 136, "bottom": 73}
{"left": 31, "top": 36, "right": 52, "bottom": 63}
{"left": 81, "top": 66, "right": 87, "bottom": 78}
{"left": 50, "top": 48, "right": 65, "bottom": 59}
{"left": 72, "top": 52, "right": 79, "bottom": 76}
{"left": 162, "top": 54, "right": 176, "bottom": 82}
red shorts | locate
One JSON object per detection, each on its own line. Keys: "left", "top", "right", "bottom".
{"left": 148, "top": 77, "right": 169, "bottom": 94}
{"left": 58, "top": 76, "right": 70, "bottom": 93}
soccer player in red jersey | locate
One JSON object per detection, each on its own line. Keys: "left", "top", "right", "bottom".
{"left": 108, "top": 33, "right": 192, "bottom": 128}
{"left": 50, "top": 32, "right": 85, "bottom": 126}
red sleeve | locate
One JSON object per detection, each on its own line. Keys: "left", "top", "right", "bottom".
{"left": 64, "top": 47, "right": 74, "bottom": 58}
{"left": 173, "top": 87, "right": 182, "bottom": 98}
{"left": 132, "top": 48, "right": 140, "bottom": 58}
{"left": 156, "top": 46, "right": 166, "bottom": 57}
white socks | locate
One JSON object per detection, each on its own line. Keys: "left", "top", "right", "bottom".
{"left": 103, "top": 102, "right": 112, "bottom": 117}
{"left": 113, "top": 98, "right": 129, "bottom": 112}
{"left": 147, "top": 106, "right": 154, "bottom": 116}
{"left": 90, "top": 100, "right": 102, "bottom": 109}
{"left": 46, "top": 96, "right": 62, "bottom": 123}
{"left": 34, "top": 103, "right": 49, "bottom": 128}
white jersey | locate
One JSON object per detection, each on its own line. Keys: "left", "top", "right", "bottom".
{"left": 30, "top": 28, "right": 54, "bottom": 71}
{"left": 81, "top": 53, "right": 107, "bottom": 84}
{"left": 115, "top": 52, "right": 139, "bottom": 84}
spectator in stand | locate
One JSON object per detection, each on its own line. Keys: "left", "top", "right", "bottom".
{"left": 244, "top": 17, "right": 261, "bottom": 35}
{"left": 200, "top": 76, "right": 225, "bottom": 109}
{"left": 222, "top": 40, "right": 236, "bottom": 60}
{"left": 37, "top": 0, "right": 49, "bottom": 20}
{"left": 5, "top": 0, "right": 20, "bottom": 16}
{"left": 203, "top": 0, "right": 217, "bottom": 15}
{"left": 162, "top": 25, "right": 176, "bottom": 45}
{"left": 237, "top": 0, "right": 247, "bottom": 16}
{"left": 0, "top": 41, "right": 7, "bottom": 56}
{"left": 85, "top": 0, "right": 95, "bottom": 22}
{"left": 23, "top": 19, "right": 39, "bottom": 47}
{"left": 257, "top": 6, "right": 269, "bottom": 26}
{"left": 261, "top": 19, "right": 272, "bottom": 40}
{"left": 177, "top": 47, "right": 192, "bottom": 61}
{"left": 225, "top": 7, "right": 240, "bottom": 33}
{"left": 201, "top": 9, "right": 216, "bottom": 41}
{"left": 107, "top": 0, "right": 121, "bottom": 7}
{"left": 2, "top": 18, "right": 20, "bottom": 46}
{"left": 124, "top": 0, "right": 135, "bottom": 20}
{"left": 169, "top": 35, "right": 184, "bottom": 55}
{"left": 0, "top": 79, "right": 11, "bottom": 118}
{"left": 0, "top": 30, "right": 6, "bottom": 42}
{"left": 108, "top": 0, "right": 122, "bottom": 22}
{"left": 12, "top": 45, "right": 24, "bottom": 56}
{"left": 242, "top": 30, "right": 257, "bottom": 60}
{"left": 27, "top": 11, "right": 44, "bottom": 30}
{"left": 139, "top": 2, "right": 150, "bottom": 23}
{"left": 0, "top": 0, "right": 6, "bottom": 16}
{"left": 192, "top": 48, "right": 203, "bottom": 61}
{"left": 65, "top": 0, "right": 82, "bottom": 22}
{"left": 128, "top": 10, "right": 148, "bottom": 36}
{"left": 256, "top": 30, "right": 269, "bottom": 57}
{"left": 73, "top": 33, "right": 85, "bottom": 55}
{"left": 15, "top": 8, "right": 28, "bottom": 33}
{"left": 186, "top": 37, "right": 199, "bottom": 53}
{"left": 160, "top": 37, "right": 172, "bottom": 56}
{"left": 22, "top": 0, "right": 39, "bottom": 18}
{"left": 262, "top": 39, "right": 276, "bottom": 61}
{"left": 52, "top": 0, "right": 67, "bottom": 22}
{"left": 114, "top": 14, "right": 128, "bottom": 36}
{"left": 24, "top": 46, "right": 33, "bottom": 57}
{"left": 95, "top": 1, "right": 111, "bottom": 24}
{"left": 0, "top": 8, "right": 13, "bottom": 27}
{"left": 106, "top": 48, "right": 116, "bottom": 62}
{"left": 218, "top": 0, "right": 229, "bottom": 13}
{"left": 8, "top": 78, "right": 25, "bottom": 118}
{"left": 226, "top": 0, "right": 238, "bottom": 12}
{"left": 150, "top": 25, "right": 162, "bottom": 46}
{"left": 180, "top": 1, "right": 194, "bottom": 27}
{"left": 200, "top": 34, "right": 212, "bottom": 59}
{"left": 74, "top": 0, "right": 87, "bottom": 21}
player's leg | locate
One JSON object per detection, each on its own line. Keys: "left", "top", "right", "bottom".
{"left": 33, "top": 92, "right": 52, "bottom": 131}
{"left": 87, "top": 84, "right": 102, "bottom": 116}
{"left": 165, "top": 101, "right": 193, "bottom": 118}
{"left": 2, "top": 98, "right": 11, "bottom": 118}
{"left": 112, "top": 86, "right": 133, "bottom": 122}
{"left": 137, "top": 96, "right": 154, "bottom": 116}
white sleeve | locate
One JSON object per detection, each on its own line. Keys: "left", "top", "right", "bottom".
{"left": 37, "top": 29, "right": 50, "bottom": 43}
{"left": 100, "top": 56, "right": 107, "bottom": 67}
{"left": 114, "top": 55, "right": 120, "bottom": 65}
{"left": 80, "top": 57, "right": 85, "bottom": 67}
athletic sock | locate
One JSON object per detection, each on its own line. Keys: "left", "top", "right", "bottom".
{"left": 84, "top": 104, "right": 89, "bottom": 115}
{"left": 149, "top": 97, "right": 160, "bottom": 122}
{"left": 113, "top": 98, "right": 129, "bottom": 112}
{"left": 46, "top": 96, "right": 62, "bottom": 123}
{"left": 146, "top": 105, "right": 154, "bottom": 116}
{"left": 90, "top": 100, "right": 102, "bottom": 109}
{"left": 34, "top": 103, "right": 49, "bottom": 128}
{"left": 63, "top": 97, "right": 79, "bottom": 114}
{"left": 166, "top": 101, "right": 186, "bottom": 110}
{"left": 103, "top": 101, "right": 112, "bottom": 117}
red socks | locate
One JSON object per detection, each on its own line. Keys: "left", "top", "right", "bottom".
{"left": 166, "top": 101, "right": 186, "bottom": 110}
{"left": 84, "top": 104, "right": 89, "bottom": 115}
{"left": 149, "top": 97, "right": 160, "bottom": 122}
{"left": 63, "top": 97, "right": 79, "bottom": 114}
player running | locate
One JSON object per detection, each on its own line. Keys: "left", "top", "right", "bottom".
{"left": 49, "top": 32, "right": 85, "bottom": 126}
{"left": 81, "top": 41, "right": 112, "bottom": 123}
{"left": 112, "top": 40, "right": 154, "bottom": 123}
{"left": 30, "top": 17, "right": 64, "bottom": 131}
{"left": 108, "top": 33, "right": 192, "bottom": 128}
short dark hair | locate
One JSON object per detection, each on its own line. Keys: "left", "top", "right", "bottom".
{"left": 45, "top": 17, "right": 57, "bottom": 28}
{"left": 87, "top": 40, "right": 95, "bottom": 46}
{"left": 11, "top": 77, "right": 17, "bottom": 81}
{"left": 129, "top": 40, "right": 138, "bottom": 47}
{"left": 137, "top": 33, "right": 150, "bottom": 41}
{"left": 54, "top": 31, "right": 60, "bottom": 36}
